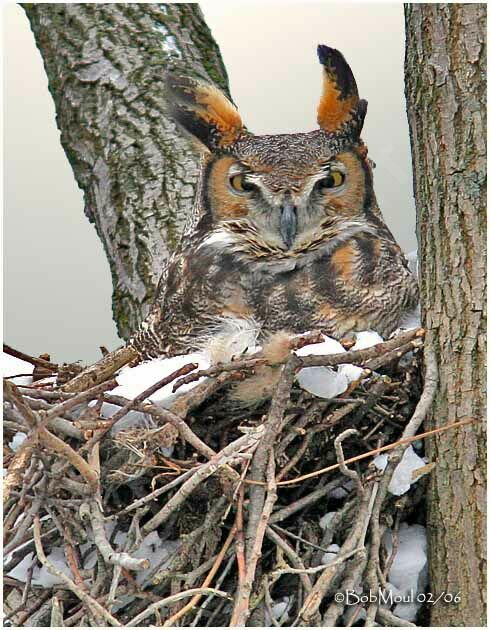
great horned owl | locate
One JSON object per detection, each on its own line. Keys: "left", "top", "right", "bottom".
{"left": 132, "top": 45, "right": 418, "bottom": 359}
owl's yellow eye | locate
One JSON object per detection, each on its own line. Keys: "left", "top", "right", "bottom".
{"left": 230, "top": 174, "right": 256, "bottom": 193}
{"left": 318, "top": 170, "right": 345, "bottom": 190}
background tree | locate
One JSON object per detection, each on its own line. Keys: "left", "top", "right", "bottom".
{"left": 405, "top": 3, "right": 486, "bottom": 626}
{"left": 23, "top": 3, "right": 231, "bottom": 339}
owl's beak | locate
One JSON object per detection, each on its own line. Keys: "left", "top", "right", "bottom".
{"left": 280, "top": 201, "right": 297, "bottom": 250}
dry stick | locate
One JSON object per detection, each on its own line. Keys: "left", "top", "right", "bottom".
{"left": 44, "top": 378, "right": 118, "bottom": 420}
{"left": 298, "top": 476, "right": 376, "bottom": 624}
{"left": 3, "top": 435, "right": 38, "bottom": 506}
{"left": 17, "top": 386, "right": 74, "bottom": 401}
{"left": 245, "top": 356, "right": 300, "bottom": 550}
{"left": 116, "top": 466, "right": 196, "bottom": 516}
{"left": 275, "top": 548, "right": 365, "bottom": 576}
{"left": 127, "top": 587, "right": 233, "bottom": 626}
{"left": 376, "top": 607, "right": 416, "bottom": 627}
{"left": 270, "top": 523, "right": 334, "bottom": 555}
{"left": 265, "top": 525, "right": 313, "bottom": 593}
{"left": 87, "top": 362, "right": 198, "bottom": 442}
{"left": 322, "top": 485, "right": 379, "bottom": 627}
{"left": 334, "top": 429, "right": 364, "bottom": 496}
{"left": 191, "top": 553, "right": 236, "bottom": 627}
{"left": 5, "top": 380, "right": 116, "bottom": 493}
{"left": 272, "top": 416, "right": 474, "bottom": 487}
{"left": 323, "top": 549, "right": 369, "bottom": 627}
{"left": 263, "top": 575, "right": 282, "bottom": 628}
{"left": 172, "top": 329, "right": 420, "bottom": 393}
{"left": 50, "top": 593, "right": 64, "bottom": 627}
{"left": 8, "top": 590, "right": 53, "bottom": 627}
{"left": 363, "top": 339, "right": 423, "bottom": 371}
{"left": 235, "top": 482, "right": 246, "bottom": 587}
{"left": 169, "top": 371, "right": 235, "bottom": 417}
{"left": 364, "top": 336, "right": 438, "bottom": 627}
{"left": 32, "top": 515, "right": 122, "bottom": 627}
{"left": 230, "top": 452, "right": 278, "bottom": 626}
{"left": 162, "top": 524, "right": 237, "bottom": 626}
{"left": 276, "top": 432, "right": 313, "bottom": 482}
{"left": 62, "top": 345, "right": 139, "bottom": 393}
{"left": 86, "top": 501, "right": 150, "bottom": 571}
{"left": 4, "top": 496, "right": 42, "bottom": 555}
{"left": 3, "top": 343, "right": 58, "bottom": 370}
{"left": 172, "top": 356, "right": 269, "bottom": 391}
{"left": 141, "top": 427, "right": 264, "bottom": 535}
{"left": 269, "top": 478, "right": 343, "bottom": 524}
{"left": 299, "top": 328, "right": 424, "bottom": 369}
{"left": 230, "top": 356, "right": 299, "bottom": 626}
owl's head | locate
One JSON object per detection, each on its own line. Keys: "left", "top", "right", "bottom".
{"left": 167, "top": 46, "right": 378, "bottom": 256}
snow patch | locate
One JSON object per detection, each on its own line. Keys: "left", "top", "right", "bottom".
{"left": 9, "top": 432, "right": 27, "bottom": 452}
{"left": 321, "top": 543, "right": 340, "bottom": 565}
{"left": 1, "top": 352, "right": 34, "bottom": 385}
{"left": 97, "top": 353, "right": 210, "bottom": 432}
{"left": 351, "top": 330, "right": 383, "bottom": 351}
{"left": 294, "top": 331, "right": 383, "bottom": 399}
{"left": 374, "top": 445, "right": 428, "bottom": 496}
{"left": 384, "top": 523, "right": 428, "bottom": 622}
{"left": 319, "top": 511, "right": 337, "bottom": 531}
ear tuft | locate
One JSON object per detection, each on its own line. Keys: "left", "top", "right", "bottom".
{"left": 316, "top": 45, "right": 366, "bottom": 136}
{"left": 165, "top": 74, "right": 246, "bottom": 150}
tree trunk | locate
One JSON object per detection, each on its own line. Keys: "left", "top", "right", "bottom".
{"left": 404, "top": 4, "right": 486, "bottom": 626}
{"left": 23, "top": 3, "right": 230, "bottom": 339}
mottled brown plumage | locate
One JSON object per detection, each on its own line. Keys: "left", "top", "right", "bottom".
{"left": 132, "top": 45, "right": 418, "bottom": 359}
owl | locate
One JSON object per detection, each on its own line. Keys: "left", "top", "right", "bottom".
{"left": 132, "top": 45, "right": 419, "bottom": 360}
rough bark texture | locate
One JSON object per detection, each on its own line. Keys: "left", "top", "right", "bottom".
{"left": 23, "top": 3, "right": 230, "bottom": 339}
{"left": 404, "top": 4, "right": 486, "bottom": 626}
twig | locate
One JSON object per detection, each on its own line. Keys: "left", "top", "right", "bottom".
{"left": 270, "top": 545, "right": 363, "bottom": 576}
{"left": 190, "top": 553, "right": 236, "bottom": 627}
{"left": 265, "top": 525, "right": 312, "bottom": 593}
{"left": 230, "top": 452, "right": 277, "bottom": 626}
{"left": 376, "top": 607, "right": 416, "bottom": 627}
{"left": 116, "top": 466, "right": 196, "bottom": 516}
{"left": 85, "top": 501, "right": 150, "bottom": 571}
{"left": 61, "top": 346, "right": 139, "bottom": 393}
{"left": 32, "top": 515, "right": 121, "bottom": 626}
{"left": 334, "top": 429, "right": 364, "bottom": 496}
{"left": 172, "top": 356, "right": 268, "bottom": 391}
{"left": 162, "top": 524, "right": 237, "bottom": 626}
{"left": 141, "top": 427, "right": 263, "bottom": 535}
{"left": 92, "top": 362, "right": 198, "bottom": 439}
{"left": 299, "top": 328, "right": 424, "bottom": 369}
{"left": 3, "top": 343, "right": 58, "bottom": 370}
{"left": 274, "top": 416, "right": 474, "bottom": 486}
{"left": 127, "top": 587, "right": 233, "bottom": 626}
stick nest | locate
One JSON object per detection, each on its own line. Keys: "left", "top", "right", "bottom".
{"left": 4, "top": 328, "right": 440, "bottom": 627}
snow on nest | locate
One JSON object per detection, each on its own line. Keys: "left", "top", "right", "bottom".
{"left": 374, "top": 445, "right": 428, "bottom": 496}
{"left": 8, "top": 432, "right": 28, "bottom": 452}
{"left": 6, "top": 523, "right": 179, "bottom": 592}
{"left": 294, "top": 330, "right": 383, "bottom": 399}
{"left": 1, "top": 352, "right": 34, "bottom": 386}
{"left": 383, "top": 523, "right": 428, "bottom": 621}
{"left": 98, "top": 352, "right": 210, "bottom": 434}
{"left": 100, "top": 329, "right": 385, "bottom": 432}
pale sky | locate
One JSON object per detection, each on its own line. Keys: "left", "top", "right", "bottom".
{"left": 4, "top": 3, "right": 416, "bottom": 363}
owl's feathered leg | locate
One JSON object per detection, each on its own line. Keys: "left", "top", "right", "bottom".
{"left": 228, "top": 330, "right": 295, "bottom": 408}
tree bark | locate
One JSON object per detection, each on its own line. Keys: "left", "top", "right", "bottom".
{"left": 22, "top": 3, "right": 230, "bottom": 339}
{"left": 404, "top": 4, "right": 486, "bottom": 626}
